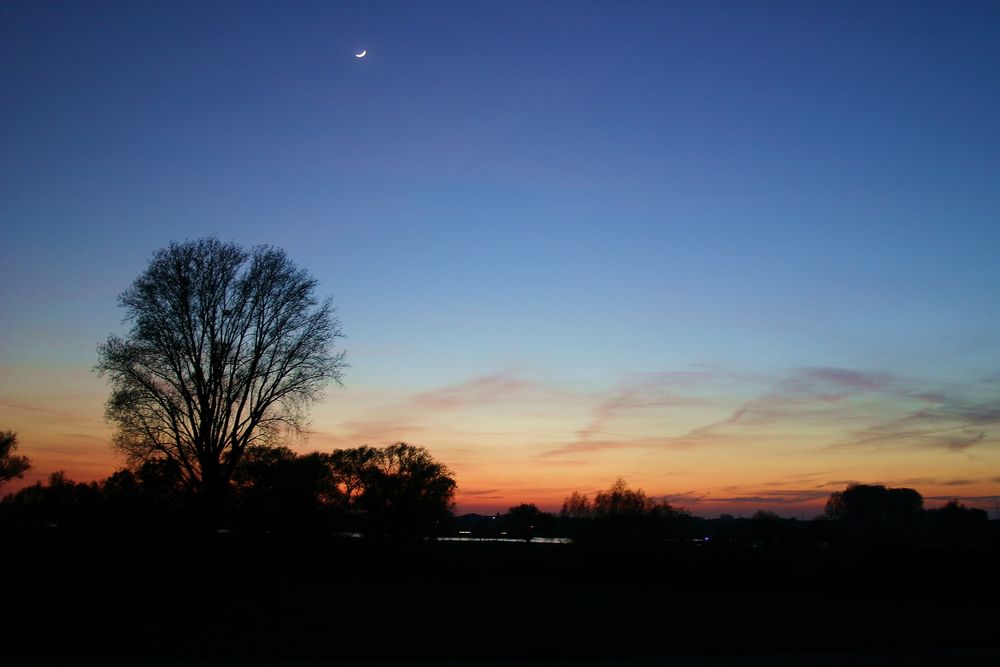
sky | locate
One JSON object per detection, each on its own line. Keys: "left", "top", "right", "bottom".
{"left": 2, "top": 0, "right": 999, "bottom": 517}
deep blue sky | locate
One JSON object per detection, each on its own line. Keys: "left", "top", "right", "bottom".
{"left": 2, "top": 1, "right": 999, "bottom": 512}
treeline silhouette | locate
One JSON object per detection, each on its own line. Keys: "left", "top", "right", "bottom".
{"left": 452, "top": 480, "right": 995, "bottom": 548}
{"left": 1, "top": 442, "right": 455, "bottom": 538}
{"left": 3, "top": 463, "right": 999, "bottom": 662}
{"left": 5, "top": 457, "right": 992, "bottom": 548}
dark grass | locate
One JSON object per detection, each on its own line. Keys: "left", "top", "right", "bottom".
{"left": 3, "top": 528, "right": 998, "bottom": 662}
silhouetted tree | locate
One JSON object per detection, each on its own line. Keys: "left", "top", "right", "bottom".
{"left": 3, "top": 471, "right": 102, "bottom": 527}
{"left": 98, "top": 468, "right": 152, "bottom": 525}
{"left": 234, "top": 446, "right": 335, "bottom": 530}
{"left": 348, "top": 443, "right": 456, "bottom": 538}
{"left": 96, "top": 238, "right": 346, "bottom": 519}
{"left": 560, "top": 479, "right": 689, "bottom": 543}
{"left": 926, "top": 499, "right": 989, "bottom": 545}
{"left": 328, "top": 445, "right": 380, "bottom": 509}
{"left": 560, "top": 491, "right": 591, "bottom": 519}
{"left": 0, "top": 431, "right": 31, "bottom": 487}
{"left": 885, "top": 487, "right": 923, "bottom": 523}
{"left": 133, "top": 458, "right": 187, "bottom": 501}
{"left": 593, "top": 478, "right": 648, "bottom": 517}
{"left": 504, "top": 503, "right": 551, "bottom": 540}
{"left": 824, "top": 483, "right": 923, "bottom": 542}
{"left": 825, "top": 484, "right": 923, "bottom": 524}
{"left": 93, "top": 459, "right": 190, "bottom": 527}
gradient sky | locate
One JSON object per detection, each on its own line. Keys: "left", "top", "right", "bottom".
{"left": 2, "top": 1, "right": 999, "bottom": 516}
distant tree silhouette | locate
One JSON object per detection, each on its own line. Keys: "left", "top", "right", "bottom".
{"left": 504, "top": 503, "right": 551, "bottom": 540}
{"left": 95, "top": 238, "right": 346, "bottom": 520}
{"left": 593, "top": 478, "right": 648, "bottom": 517}
{"left": 926, "top": 499, "right": 989, "bottom": 545}
{"left": 560, "top": 479, "right": 689, "bottom": 543}
{"left": 560, "top": 491, "right": 591, "bottom": 519}
{"left": 3, "top": 471, "right": 102, "bottom": 527}
{"left": 340, "top": 443, "right": 456, "bottom": 538}
{"left": 824, "top": 483, "right": 923, "bottom": 541}
{"left": 0, "top": 431, "right": 31, "bottom": 487}
{"left": 825, "top": 484, "right": 923, "bottom": 523}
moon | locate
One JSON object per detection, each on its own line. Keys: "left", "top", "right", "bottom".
{"left": 355, "top": 50, "right": 367, "bottom": 58}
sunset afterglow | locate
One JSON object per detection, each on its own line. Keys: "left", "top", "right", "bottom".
{"left": 2, "top": 1, "right": 999, "bottom": 517}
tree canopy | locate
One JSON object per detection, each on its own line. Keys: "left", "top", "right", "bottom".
{"left": 96, "top": 238, "right": 346, "bottom": 512}
{"left": 824, "top": 483, "right": 923, "bottom": 525}
{"left": 348, "top": 443, "right": 457, "bottom": 537}
{"left": 0, "top": 431, "right": 31, "bottom": 487}
{"left": 559, "top": 478, "right": 690, "bottom": 542}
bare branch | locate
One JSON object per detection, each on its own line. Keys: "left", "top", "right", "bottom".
{"left": 96, "top": 238, "right": 346, "bottom": 508}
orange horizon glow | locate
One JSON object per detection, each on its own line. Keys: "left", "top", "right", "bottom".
{"left": 3, "top": 363, "right": 998, "bottom": 519}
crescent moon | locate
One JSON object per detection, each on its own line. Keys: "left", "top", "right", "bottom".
{"left": 355, "top": 50, "right": 367, "bottom": 58}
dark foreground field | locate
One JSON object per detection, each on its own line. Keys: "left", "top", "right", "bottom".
{"left": 3, "top": 529, "right": 999, "bottom": 665}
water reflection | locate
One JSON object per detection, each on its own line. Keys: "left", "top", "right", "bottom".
{"left": 438, "top": 536, "right": 572, "bottom": 544}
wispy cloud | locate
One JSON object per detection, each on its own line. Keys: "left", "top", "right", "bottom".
{"left": 459, "top": 488, "right": 502, "bottom": 497}
{"left": 925, "top": 495, "right": 1000, "bottom": 504}
{"left": 310, "top": 419, "right": 428, "bottom": 450}
{"left": 548, "top": 366, "right": 892, "bottom": 457}
{"left": 312, "top": 370, "right": 577, "bottom": 451}
{"left": 691, "top": 489, "right": 832, "bottom": 506}
{"left": 659, "top": 490, "right": 711, "bottom": 505}
{"left": 0, "top": 401, "right": 100, "bottom": 423}
{"left": 724, "top": 367, "right": 893, "bottom": 427}
{"left": 761, "top": 470, "right": 843, "bottom": 488}
{"left": 576, "top": 372, "right": 710, "bottom": 442}
{"left": 412, "top": 373, "right": 534, "bottom": 410}
{"left": 836, "top": 394, "right": 1000, "bottom": 452}
{"left": 711, "top": 494, "right": 830, "bottom": 505}
{"left": 891, "top": 475, "right": 1000, "bottom": 488}
{"left": 544, "top": 364, "right": 1000, "bottom": 459}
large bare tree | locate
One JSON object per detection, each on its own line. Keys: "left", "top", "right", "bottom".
{"left": 96, "top": 238, "right": 346, "bottom": 511}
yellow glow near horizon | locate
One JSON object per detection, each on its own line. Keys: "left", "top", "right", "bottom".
{"left": 3, "top": 365, "right": 998, "bottom": 518}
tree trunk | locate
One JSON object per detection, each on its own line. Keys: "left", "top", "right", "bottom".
{"left": 197, "top": 461, "right": 227, "bottom": 531}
